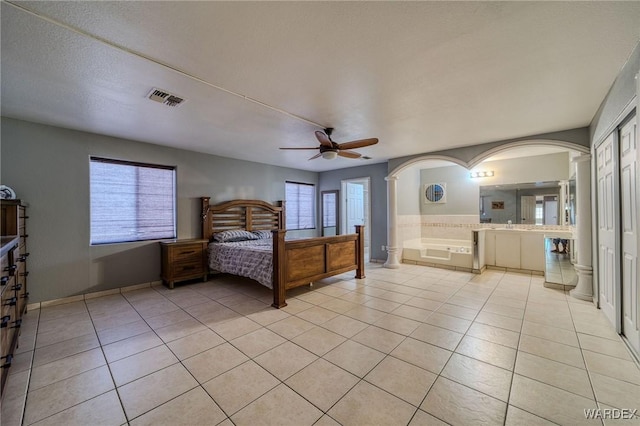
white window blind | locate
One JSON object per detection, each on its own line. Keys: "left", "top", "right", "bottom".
{"left": 90, "top": 157, "right": 176, "bottom": 244}
{"left": 285, "top": 181, "right": 316, "bottom": 230}
{"left": 322, "top": 192, "right": 337, "bottom": 227}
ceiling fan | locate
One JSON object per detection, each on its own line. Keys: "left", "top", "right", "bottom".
{"left": 280, "top": 128, "right": 378, "bottom": 160}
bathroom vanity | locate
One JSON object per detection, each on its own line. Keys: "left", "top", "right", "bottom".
{"left": 475, "top": 228, "right": 552, "bottom": 275}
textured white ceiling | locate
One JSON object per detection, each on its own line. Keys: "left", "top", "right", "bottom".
{"left": 2, "top": 1, "right": 639, "bottom": 172}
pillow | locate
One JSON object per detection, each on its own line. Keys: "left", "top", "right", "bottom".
{"left": 252, "top": 230, "right": 273, "bottom": 239}
{"left": 213, "top": 230, "right": 259, "bottom": 243}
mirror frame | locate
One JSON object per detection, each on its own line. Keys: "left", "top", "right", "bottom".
{"left": 321, "top": 190, "right": 339, "bottom": 236}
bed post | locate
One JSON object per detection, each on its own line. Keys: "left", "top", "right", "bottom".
{"left": 201, "top": 197, "right": 212, "bottom": 240}
{"left": 355, "top": 225, "right": 366, "bottom": 279}
{"left": 272, "top": 229, "right": 287, "bottom": 308}
{"left": 276, "top": 200, "right": 285, "bottom": 230}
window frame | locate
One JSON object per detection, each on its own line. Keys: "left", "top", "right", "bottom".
{"left": 285, "top": 181, "right": 317, "bottom": 231}
{"left": 89, "top": 156, "right": 177, "bottom": 245}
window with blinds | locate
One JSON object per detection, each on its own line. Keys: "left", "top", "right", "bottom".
{"left": 90, "top": 157, "right": 176, "bottom": 244}
{"left": 285, "top": 181, "right": 316, "bottom": 230}
{"left": 322, "top": 192, "right": 337, "bottom": 227}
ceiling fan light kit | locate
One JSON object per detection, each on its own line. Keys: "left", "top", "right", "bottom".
{"left": 321, "top": 151, "right": 338, "bottom": 160}
{"left": 280, "top": 128, "right": 379, "bottom": 161}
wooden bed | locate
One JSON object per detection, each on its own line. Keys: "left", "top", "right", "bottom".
{"left": 201, "top": 197, "right": 365, "bottom": 308}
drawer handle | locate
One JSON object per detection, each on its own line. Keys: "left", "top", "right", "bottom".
{"left": 20, "top": 216, "right": 29, "bottom": 219}
{"left": 12, "top": 284, "right": 22, "bottom": 291}
{"left": 1, "top": 276, "right": 8, "bottom": 286}
{"left": 22, "top": 292, "right": 30, "bottom": 298}
{"left": 4, "top": 297, "right": 17, "bottom": 306}
{"left": 1, "top": 354, "right": 13, "bottom": 368}
{"left": 180, "top": 250, "right": 196, "bottom": 254}
{"left": 11, "top": 319, "right": 22, "bottom": 329}
{"left": 182, "top": 265, "right": 196, "bottom": 270}
{"left": 17, "top": 254, "right": 30, "bottom": 262}
{"left": 20, "top": 271, "right": 30, "bottom": 277}
{"left": 0, "top": 316, "right": 10, "bottom": 328}
{"left": 4, "top": 265, "right": 17, "bottom": 276}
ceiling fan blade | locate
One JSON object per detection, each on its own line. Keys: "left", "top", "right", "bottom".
{"left": 308, "top": 153, "right": 322, "bottom": 160}
{"left": 338, "top": 150, "right": 362, "bottom": 159}
{"left": 279, "top": 147, "right": 319, "bottom": 150}
{"left": 315, "top": 131, "right": 333, "bottom": 148}
{"left": 336, "top": 138, "right": 378, "bottom": 150}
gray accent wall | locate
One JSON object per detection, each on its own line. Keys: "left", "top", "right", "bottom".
{"left": 1, "top": 117, "right": 318, "bottom": 302}
{"left": 318, "top": 163, "right": 388, "bottom": 262}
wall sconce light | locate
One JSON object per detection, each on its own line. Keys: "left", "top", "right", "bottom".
{"left": 470, "top": 170, "right": 494, "bottom": 178}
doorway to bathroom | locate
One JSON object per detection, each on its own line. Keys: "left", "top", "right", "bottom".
{"left": 341, "top": 177, "right": 371, "bottom": 262}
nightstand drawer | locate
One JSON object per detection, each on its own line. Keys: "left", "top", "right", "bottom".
{"left": 172, "top": 260, "right": 205, "bottom": 278}
{"left": 172, "top": 244, "right": 204, "bottom": 262}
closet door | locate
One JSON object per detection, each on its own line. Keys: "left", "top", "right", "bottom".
{"left": 597, "top": 133, "right": 618, "bottom": 327}
{"left": 620, "top": 116, "right": 639, "bottom": 353}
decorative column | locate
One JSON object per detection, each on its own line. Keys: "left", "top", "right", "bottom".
{"left": 570, "top": 154, "right": 593, "bottom": 300}
{"left": 559, "top": 180, "right": 569, "bottom": 225}
{"left": 384, "top": 176, "right": 401, "bottom": 269}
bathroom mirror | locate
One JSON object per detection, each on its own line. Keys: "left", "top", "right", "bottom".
{"left": 321, "top": 190, "right": 339, "bottom": 236}
{"left": 479, "top": 181, "right": 562, "bottom": 225}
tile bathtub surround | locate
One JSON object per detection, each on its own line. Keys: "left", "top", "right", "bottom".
{"left": 3, "top": 265, "right": 640, "bottom": 425}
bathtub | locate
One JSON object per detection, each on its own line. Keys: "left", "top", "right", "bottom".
{"left": 402, "top": 238, "right": 473, "bottom": 271}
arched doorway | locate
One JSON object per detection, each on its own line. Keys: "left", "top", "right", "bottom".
{"left": 383, "top": 140, "right": 590, "bottom": 271}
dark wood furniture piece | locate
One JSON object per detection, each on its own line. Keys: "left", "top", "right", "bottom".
{"left": 201, "top": 196, "right": 365, "bottom": 308}
{"left": 1, "top": 200, "right": 29, "bottom": 398}
{"left": 160, "top": 239, "right": 208, "bottom": 289}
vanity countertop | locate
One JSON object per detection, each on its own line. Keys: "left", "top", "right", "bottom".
{"left": 473, "top": 227, "right": 560, "bottom": 234}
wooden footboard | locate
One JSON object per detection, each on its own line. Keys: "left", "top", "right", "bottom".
{"left": 272, "top": 225, "right": 365, "bottom": 308}
{"left": 201, "top": 196, "right": 365, "bottom": 309}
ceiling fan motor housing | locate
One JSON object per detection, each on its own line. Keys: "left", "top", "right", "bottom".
{"left": 319, "top": 144, "right": 339, "bottom": 154}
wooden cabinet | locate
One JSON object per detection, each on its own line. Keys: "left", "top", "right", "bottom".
{"left": 1, "top": 200, "right": 29, "bottom": 398}
{"left": 160, "top": 239, "right": 208, "bottom": 289}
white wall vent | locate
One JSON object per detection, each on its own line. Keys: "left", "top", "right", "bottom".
{"left": 423, "top": 183, "right": 446, "bottom": 204}
{"left": 147, "top": 88, "right": 186, "bottom": 107}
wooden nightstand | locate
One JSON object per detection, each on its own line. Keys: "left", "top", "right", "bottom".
{"left": 160, "top": 239, "right": 208, "bottom": 289}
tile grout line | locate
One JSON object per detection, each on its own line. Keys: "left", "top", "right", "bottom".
{"left": 15, "top": 265, "right": 636, "bottom": 426}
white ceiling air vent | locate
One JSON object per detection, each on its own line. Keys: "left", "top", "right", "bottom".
{"left": 147, "top": 88, "right": 186, "bottom": 107}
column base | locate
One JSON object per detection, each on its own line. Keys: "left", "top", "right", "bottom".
{"left": 383, "top": 247, "right": 401, "bottom": 269}
{"left": 570, "top": 264, "right": 593, "bottom": 301}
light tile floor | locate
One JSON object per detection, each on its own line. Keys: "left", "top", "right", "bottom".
{"left": 2, "top": 263, "right": 640, "bottom": 425}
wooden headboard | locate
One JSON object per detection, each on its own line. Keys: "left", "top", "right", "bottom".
{"left": 201, "top": 197, "right": 285, "bottom": 241}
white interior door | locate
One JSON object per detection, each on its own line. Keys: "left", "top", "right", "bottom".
{"left": 342, "top": 178, "right": 371, "bottom": 261}
{"left": 346, "top": 182, "right": 364, "bottom": 233}
{"left": 544, "top": 200, "right": 558, "bottom": 225}
{"left": 521, "top": 196, "right": 536, "bottom": 224}
{"left": 597, "top": 133, "right": 619, "bottom": 327}
{"left": 620, "top": 116, "right": 639, "bottom": 353}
